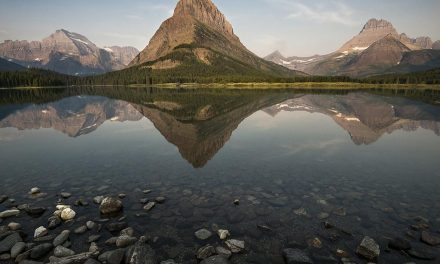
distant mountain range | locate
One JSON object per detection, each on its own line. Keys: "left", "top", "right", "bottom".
{"left": 265, "top": 18, "right": 440, "bottom": 77}
{"left": 0, "top": 29, "right": 139, "bottom": 75}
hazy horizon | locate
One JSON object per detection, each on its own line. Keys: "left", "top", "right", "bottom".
{"left": 1, "top": 0, "right": 439, "bottom": 57}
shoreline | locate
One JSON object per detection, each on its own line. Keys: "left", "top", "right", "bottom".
{"left": 2, "top": 82, "right": 440, "bottom": 90}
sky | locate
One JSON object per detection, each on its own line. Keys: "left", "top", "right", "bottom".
{"left": 1, "top": 0, "right": 439, "bottom": 57}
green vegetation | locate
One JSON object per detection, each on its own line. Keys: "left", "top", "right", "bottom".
{"left": 0, "top": 63, "right": 440, "bottom": 89}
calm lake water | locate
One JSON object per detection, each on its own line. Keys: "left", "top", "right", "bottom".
{"left": 0, "top": 87, "right": 440, "bottom": 263}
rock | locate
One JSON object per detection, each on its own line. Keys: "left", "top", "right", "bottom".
{"left": 74, "top": 226, "right": 88, "bottom": 234}
{"left": 225, "top": 239, "right": 244, "bottom": 253}
{"left": 160, "top": 260, "right": 176, "bottom": 264}
{"left": 0, "top": 210, "right": 20, "bottom": 218}
{"left": 139, "top": 198, "right": 149, "bottom": 204}
{"left": 53, "top": 230, "right": 70, "bottom": 247}
{"left": 142, "top": 190, "right": 151, "bottom": 194}
{"left": 100, "top": 197, "right": 123, "bottom": 215}
{"left": 86, "top": 221, "right": 96, "bottom": 230}
{"left": 75, "top": 198, "right": 89, "bottom": 206}
{"left": 0, "top": 253, "right": 10, "bottom": 260}
{"left": 282, "top": 248, "right": 313, "bottom": 264}
{"left": 48, "top": 216, "right": 62, "bottom": 229}
{"left": 155, "top": 197, "right": 166, "bottom": 204}
{"left": 217, "top": 229, "right": 230, "bottom": 240}
{"left": 107, "top": 249, "right": 126, "bottom": 264}
{"left": 197, "top": 245, "right": 215, "bottom": 259}
{"left": 15, "top": 249, "right": 31, "bottom": 263}
{"left": 93, "top": 196, "right": 104, "bottom": 204}
{"left": 106, "top": 222, "right": 127, "bottom": 233}
{"left": 356, "top": 236, "right": 380, "bottom": 261}
{"left": 88, "top": 235, "right": 101, "bottom": 243}
{"left": 0, "top": 195, "right": 7, "bottom": 204}
{"left": 215, "top": 247, "right": 231, "bottom": 258}
{"left": 60, "top": 208, "right": 76, "bottom": 221}
{"left": 30, "top": 187, "right": 41, "bottom": 195}
{"left": 54, "top": 246, "right": 75, "bottom": 258}
{"left": 294, "top": 208, "right": 307, "bottom": 216}
{"left": 116, "top": 236, "right": 137, "bottom": 248}
{"left": 60, "top": 193, "right": 72, "bottom": 199}
{"left": 200, "top": 255, "right": 231, "bottom": 264}
{"left": 407, "top": 248, "right": 436, "bottom": 260}
{"left": 89, "top": 242, "right": 99, "bottom": 253}
{"left": 8, "top": 222, "right": 21, "bottom": 231}
{"left": 30, "top": 243, "right": 53, "bottom": 259}
{"left": 25, "top": 207, "right": 46, "bottom": 216}
{"left": 421, "top": 231, "right": 440, "bottom": 246}
{"left": 84, "top": 259, "right": 101, "bottom": 264}
{"left": 120, "top": 227, "right": 134, "bottom": 237}
{"left": 0, "top": 232, "right": 22, "bottom": 253}
{"left": 143, "top": 202, "right": 155, "bottom": 212}
{"left": 11, "top": 241, "right": 26, "bottom": 258}
{"left": 125, "top": 241, "right": 156, "bottom": 264}
{"left": 17, "top": 261, "right": 43, "bottom": 264}
{"left": 34, "top": 234, "right": 56, "bottom": 242}
{"left": 233, "top": 199, "right": 240, "bottom": 205}
{"left": 318, "top": 213, "right": 329, "bottom": 220}
{"left": 388, "top": 237, "right": 411, "bottom": 250}
{"left": 195, "top": 229, "right": 212, "bottom": 240}
{"left": 307, "top": 237, "right": 322, "bottom": 248}
{"left": 34, "top": 226, "right": 48, "bottom": 238}
{"left": 50, "top": 252, "right": 95, "bottom": 264}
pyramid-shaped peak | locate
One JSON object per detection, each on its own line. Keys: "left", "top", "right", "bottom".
{"left": 174, "top": 0, "right": 234, "bottom": 36}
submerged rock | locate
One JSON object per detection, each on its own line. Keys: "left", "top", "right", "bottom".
{"left": 197, "top": 245, "right": 216, "bottom": 259}
{"left": 60, "top": 208, "right": 76, "bottom": 221}
{"left": 0, "top": 232, "right": 22, "bottom": 253}
{"left": 217, "top": 229, "right": 230, "bottom": 240}
{"left": 282, "top": 248, "right": 313, "bottom": 264}
{"left": 30, "top": 243, "right": 53, "bottom": 259}
{"left": 356, "top": 236, "right": 380, "bottom": 261}
{"left": 225, "top": 239, "right": 245, "bottom": 253}
{"left": 0, "top": 210, "right": 20, "bottom": 219}
{"left": 53, "top": 230, "right": 70, "bottom": 247}
{"left": 125, "top": 241, "right": 157, "bottom": 264}
{"left": 195, "top": 229, "right": 212, "bottom": 240}
{"left": 200, "top": 255, "right": 231, "bottom": 264}
{"left": 421, "top": 231, "right": 440, "bottom": 246}
{"left": 34, "top": 226, "right": 48, "bottom": 238}
{"left": 54, "top": 245, "right": 75, "bottom": 258}
{"left": 388, "top": 237, "right": 411, "bottom": 250}
{"left": 100, "top": 197, "right": 123, "bottom": 214}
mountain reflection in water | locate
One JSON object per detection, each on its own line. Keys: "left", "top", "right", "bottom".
{"left": 0, "top": 87, "right": 439, "bottom": 168}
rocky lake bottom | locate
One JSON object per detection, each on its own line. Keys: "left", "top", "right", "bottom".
{"left": 0, "top": 87, "right": 439, "bottom": 264}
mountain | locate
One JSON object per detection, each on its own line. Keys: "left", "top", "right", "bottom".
{"left": 0, "top": 57, "right": 24, "bottom": 71}
{"left": 433, "top": 41, "right": 440, "bottom": 50}
{"left": 129, "top": 0, "right": 302, "bottom": 79}
{"left": 0, "top": 29, "right": 139, "bottom": 76}
{"left": 104, "top": 46, "right": 140, "bottom": 66}
{"left": 265, "top": 18, "right": 440, "bottom": 77}
{"left": 340, "top": 35, "right": 412, "bottom": 77}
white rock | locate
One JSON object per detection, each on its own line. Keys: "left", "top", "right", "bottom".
{"left": 0, "top": 209, "right": 20, "bottom": 218}
{"left": 30, "top": 187, "right": 41, "bottom": 194}
{"left": 217, "top": 229, "right": 230, "bottom": 240}
{"left": 34, "top": 226, "right": 48, "bottom": 238}
{"left": 8, "top": 222, "right": 21, "bottom": 230}
{"left": 60, "top": 208, "right": 76, "bottom": 221}
{"left": 56, "top": 205, "right": 70, "bottom": 210}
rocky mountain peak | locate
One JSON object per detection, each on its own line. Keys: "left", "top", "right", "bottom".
{"left": 361, "top": 18, "right": 396, "bottom": 33}
{"left": 174, "top": 0, "right": 234, "bottom": 36}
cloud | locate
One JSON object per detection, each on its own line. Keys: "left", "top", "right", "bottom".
{"left": 268, "top": 0, "right": 357, "bottom": 26}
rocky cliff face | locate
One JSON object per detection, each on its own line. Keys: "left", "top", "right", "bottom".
{"left": 0, "top": 30, "right": 138, "bottom": 75}
{"left": 339, "top": 19, "right": 399, "bottom": 53}
{"left": 104, "top": 46, "right": 140, "bottom": 66}
{"left": 433, "top": 40, "right": 440, "bottom": 50}
{"left": 130, "top": 0, "right": 298, "bottom": 77}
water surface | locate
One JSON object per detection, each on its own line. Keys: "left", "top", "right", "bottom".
{"left": 0, "top": 87, "right": 439, "bottom": 263}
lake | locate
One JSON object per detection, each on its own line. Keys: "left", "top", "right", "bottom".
{"left": 0, "top": 87, "right": 440, "bottom": 264}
